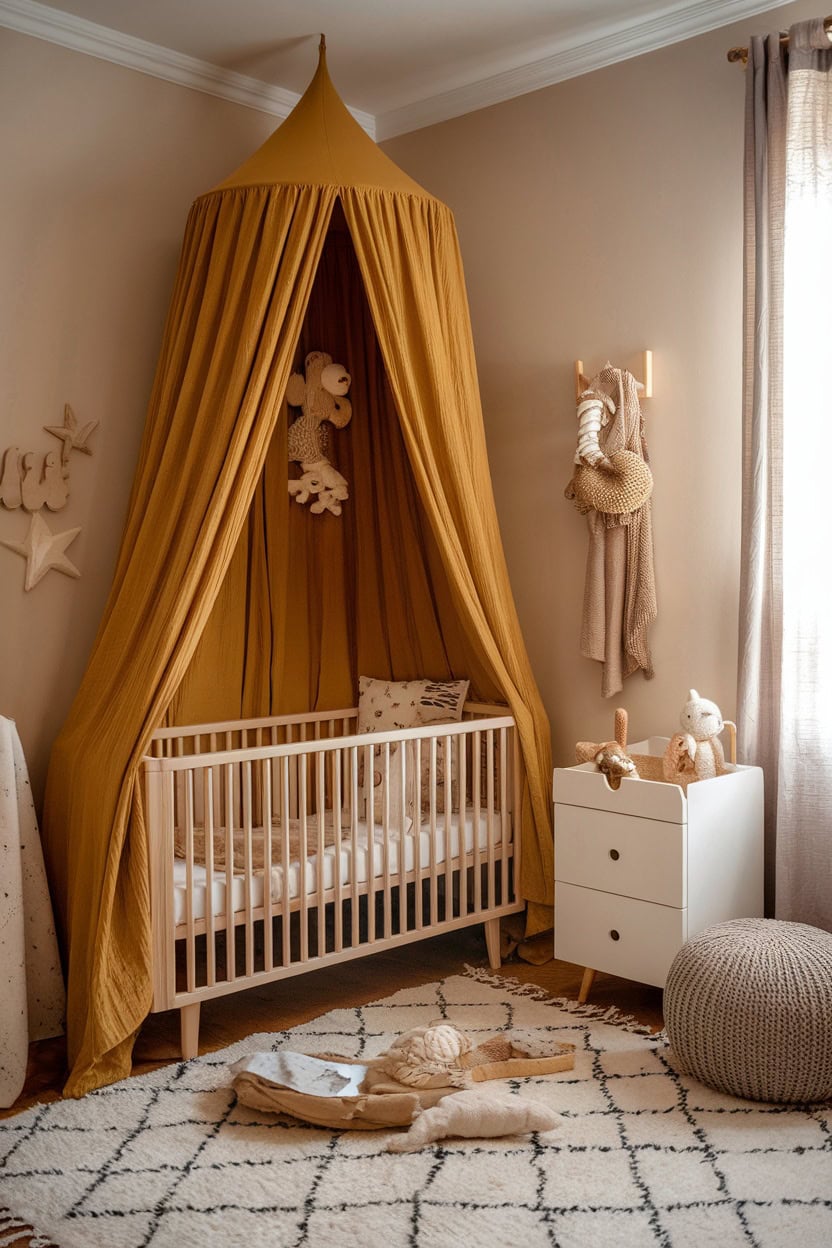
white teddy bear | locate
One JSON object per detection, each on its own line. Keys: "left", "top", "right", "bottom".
{"left": 662, "top": 689, "right": 726, "bottom": 788}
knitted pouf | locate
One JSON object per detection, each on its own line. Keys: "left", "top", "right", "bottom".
{"left": 664, "top": 917, "right": 832, "bottom": 1103}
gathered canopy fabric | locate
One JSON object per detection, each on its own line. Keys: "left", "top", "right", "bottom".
{"left": 43, "top": 46, "right": 553, "bottom": 1096}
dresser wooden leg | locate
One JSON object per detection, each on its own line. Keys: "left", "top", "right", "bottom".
{"left": 180, "top": 1002, "right": 201, "bottom": 1059}
{"left": 578, "top": 967, "right": 596, "bottom": 1004}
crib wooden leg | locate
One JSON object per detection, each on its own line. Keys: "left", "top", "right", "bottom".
{"left": 180, "top": 1002, "right": 201, "bottom": 1059}
{"left": 484, "top": 918, "right": 501, "bottom": 970}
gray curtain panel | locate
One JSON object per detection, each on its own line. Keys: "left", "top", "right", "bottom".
{"left": 738, "top": 18, "right": 832, "bottom": 929}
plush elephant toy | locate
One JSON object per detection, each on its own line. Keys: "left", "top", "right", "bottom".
{"left": 286, "top": 351, "right": 352, "bottom": 516}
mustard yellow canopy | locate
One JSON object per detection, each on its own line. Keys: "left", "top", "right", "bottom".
{"left": 43, "top": 44, "right": 553, "bottom": 1096}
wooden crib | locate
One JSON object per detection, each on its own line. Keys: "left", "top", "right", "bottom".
{"left": 142, "top": 703, "right": 525, "bottom": 1057}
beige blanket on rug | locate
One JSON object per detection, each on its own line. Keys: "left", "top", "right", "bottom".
{"left": 573, "top": 366, "right": 657, "bottom": 697}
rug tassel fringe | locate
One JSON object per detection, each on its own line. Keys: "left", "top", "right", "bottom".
{"left": 463, "top": 964, "right": 660, "bottom": 1038}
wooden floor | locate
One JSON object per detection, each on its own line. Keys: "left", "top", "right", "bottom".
{"left": 4, "top": 925, "right": 663, "bottom": 1118}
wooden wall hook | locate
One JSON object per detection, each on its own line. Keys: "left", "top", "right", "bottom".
{"left": 574, "top": 350, "right": 653, "bottom": 402}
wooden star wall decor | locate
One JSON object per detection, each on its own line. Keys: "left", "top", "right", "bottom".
{"left": 1, "top": 403, "right": 98, "bottom": 591}
{"left": 1, "top": 512, "right": 81, "bottom": 590}
{"left": 44, "top": 402, "right": 99, "bottom": 463}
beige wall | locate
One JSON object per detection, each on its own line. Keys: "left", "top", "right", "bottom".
{"left": 0, "top": 29, "right": 275, "bottom": 803}
{"left": 0, "top": 3, "right": 815, "bottom": 806}
{"left": 383, "top": 0, "right": 817, "bottom": 768}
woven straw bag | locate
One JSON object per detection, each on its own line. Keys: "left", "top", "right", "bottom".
{"left": 572, "top": 449, "right": 653, "bottom": 515}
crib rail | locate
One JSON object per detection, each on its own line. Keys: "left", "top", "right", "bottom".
{"left": 143, "top": 707, "right": 524, "bottom": 1016}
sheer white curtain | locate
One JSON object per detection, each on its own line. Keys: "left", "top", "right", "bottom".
{"left": 739, "top": 18, "right": 832, "bottom": 930}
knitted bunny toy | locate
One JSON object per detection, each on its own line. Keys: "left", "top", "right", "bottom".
{"left": 662, "top": 689, "right": 726, "bottom": 788}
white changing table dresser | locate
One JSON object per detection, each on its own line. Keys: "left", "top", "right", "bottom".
{"left": 552, "top": 737, "right": 764, "bottom": 996}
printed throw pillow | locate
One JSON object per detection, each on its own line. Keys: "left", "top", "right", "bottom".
{"left": 357, "top": 677, "right": 470, "bottom": 819}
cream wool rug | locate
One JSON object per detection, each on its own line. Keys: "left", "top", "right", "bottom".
{"left": 0, "top": 969, "right": 830, "bottom": 1248}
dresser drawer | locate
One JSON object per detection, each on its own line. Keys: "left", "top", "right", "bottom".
{"left": 553, "top": 761, "right": 686, "bottom": 822}
{"left": 555, "top": 803, "right": 686, "bottom": 907}
{"left": 554, "top": 882, "right": 687, "bottom": 988}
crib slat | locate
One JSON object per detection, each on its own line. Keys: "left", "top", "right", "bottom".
{"left": 350, "top": 746, "right": 360, "bottom": 948}
{"left": 333, "top": 748, "right": 343, "bottom": 953}
{"left": 224, "top": 763, "right": 236, "bottom": 984}
{"left": 512, "top": 725, "right": 522, "bottom": 904}
{"left": 459, "top": 728, "right": 468, "bottom": 918}
{"left": 299, "top": 753, "right": 309, "bottom": 963}
{"left": 473, "top": 730, "right": 482, "bottom": 914}
{"left": 261, "top": 753, "right": 274, "bottom": 974}
{"left": 280, "top": 756, "right": 291, "bottom": 967}
{"left": 288, "top": 724, "right": 297, "bottom": 817}
{"left": 428, "top": 736, "right": 438, "bottom": 927}
{"left": 341, "top": 720, "right": 350, "bottom": 815}
{"left": 185, "top": 770, "right": 196, "bottom": 994}
{"left": 414, "top": 738, "right": 423, "bottom": 932}
{"left": 204, "top": 767, "right": 216, "bottom": 989}
{"left": 365, "top": 742, "right": 375, "bottom": 945}
{"left": 243, "top": 760, "right": 254, "bottom": 978}
{"left": 382, "top": 741, "right": 392, "bottom": 941}
{"left": 398, "top": 742, "right": 407, "bottom": 936}
{"left": 443, "top": 735, "right": 453, "bottom": 923}
{"left": 500, "top": 727, "right": 509, "bottom": 906}
{"left": 486, "top": 728, "right": 496, "bottom": 911}
{"left": 316, "top": 752, "right": 326, "bottom": 958}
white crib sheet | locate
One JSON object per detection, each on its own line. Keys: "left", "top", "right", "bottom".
{"left": 172, "top": 808, "right": 506, "bottom": 926}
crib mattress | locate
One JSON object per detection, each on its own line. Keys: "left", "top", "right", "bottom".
{"left": 172, "top": 809, "right": 506, "bottom": 926}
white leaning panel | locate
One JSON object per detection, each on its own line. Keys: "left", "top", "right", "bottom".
{"left": 686, "top": 765, "right": 764, "bottom": 932}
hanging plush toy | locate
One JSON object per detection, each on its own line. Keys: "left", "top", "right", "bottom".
{"left": 662, "top": 689, "right": 727, "bottom": 788}
{"left": 286, "top": 350, "right": 352, "bottom": 516}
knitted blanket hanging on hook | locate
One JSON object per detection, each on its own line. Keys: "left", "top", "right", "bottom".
{"left": 564, "top": 364, "right": 657, "bottom": 698}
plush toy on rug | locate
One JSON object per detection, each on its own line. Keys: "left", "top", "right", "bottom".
{"left": 286, "top": 350, "right": 352, "bottom": 516}
{"left": 662, "top": 689, "right": 727, "bottom": 789}
{"left": 374, "top": 1023, "right": 567, "bottom": 1152}
{"left": 387, "top": 1088, "right": 561, "bottom": 1153}
{"left": 231, "top": 1022, "right": 574, "bottom": 1146}
{"left": 373, "top": 1022, "right": 575, "bottom": 1088}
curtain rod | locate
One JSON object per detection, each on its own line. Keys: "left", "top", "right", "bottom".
{"left": 727, "top": 16, "right": 832, "bottom": 63}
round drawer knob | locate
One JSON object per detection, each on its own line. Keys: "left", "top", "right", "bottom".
{"left": 609, "top": 848, "right": 620, "bottom": 861}
{"left": 610, "top": 929, "right": 620, "bottom": 941}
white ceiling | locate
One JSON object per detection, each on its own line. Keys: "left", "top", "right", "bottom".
{"left": 2, "top": 0, "right": 787, "bottom": 137}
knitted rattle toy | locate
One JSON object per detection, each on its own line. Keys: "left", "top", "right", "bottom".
{"left": 373, "top": 1022, "right": 575, "bottom": 1088}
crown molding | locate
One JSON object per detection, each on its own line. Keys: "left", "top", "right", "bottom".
{"left": 374, "top": 0, "right": 786, "bottom": 139}
{"left": 0, "top": 0, "right": 376, "bottom": 137}
{"left": 0, "top": 0, "right": 786, "bottom": 144}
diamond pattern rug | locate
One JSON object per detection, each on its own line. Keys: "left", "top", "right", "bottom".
{"left": 1, "top": 968, "right": 830, "bottom": 1247}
